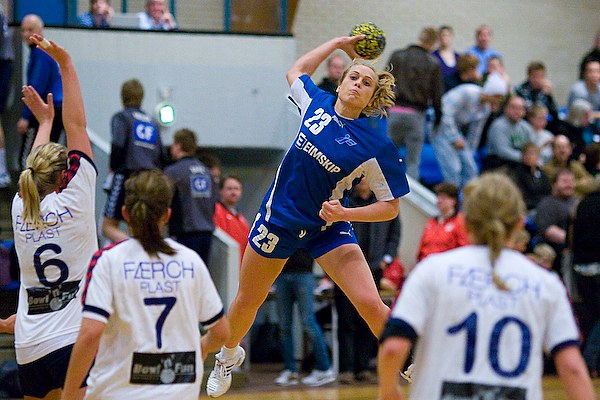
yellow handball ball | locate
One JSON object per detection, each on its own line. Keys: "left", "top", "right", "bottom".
{"left": 350, "top": 22, "right": 386, "bottom": 60}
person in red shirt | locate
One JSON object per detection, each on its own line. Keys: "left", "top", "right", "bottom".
{"left": 417, "top": 182, "right": 469, "bottom": 261}
{"left": 213, "top": 175, "right": 250, "bottom": 264}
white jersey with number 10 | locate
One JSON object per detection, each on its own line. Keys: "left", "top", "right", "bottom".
{"left": 388, "top": 245, "right": 579, "bottom": 400}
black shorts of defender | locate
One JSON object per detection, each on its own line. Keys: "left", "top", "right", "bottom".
{"left": 18, "top": 344, "right": 87, "bottom": 398}
{"left": 103, "top": 172, "right": 128, "bottom": 221}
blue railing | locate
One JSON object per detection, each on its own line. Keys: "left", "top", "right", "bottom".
{"left": 13, "top": 0, "right": 290, "bottom": 33}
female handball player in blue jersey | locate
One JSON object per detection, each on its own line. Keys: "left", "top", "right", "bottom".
{"left": 60, "top": 170, "right": 229, "bottom": 399}
{"left": 206, "top": 35, "right": 409, "bottom": 397}
{"left": 2, "top": 35, "right": 97, "bottom": 400}
{"left": 378, "top": 173, "right": 594, "bottom": 400}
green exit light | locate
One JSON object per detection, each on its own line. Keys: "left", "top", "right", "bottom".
{"left": 157, "top": 103, "right": 175, "bottom": 126}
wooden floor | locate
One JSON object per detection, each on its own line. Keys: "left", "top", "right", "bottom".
{"left": 198, "top": 363, "right": 600, "bottom": 399}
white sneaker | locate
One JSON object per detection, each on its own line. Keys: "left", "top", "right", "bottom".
{"left": 0, "top": 172, "right": 10, "bottom": 189}
{"left": 206, "top": 346, "right": 246, "bottom": 397}
{"left": 274, "top": 369, "right": 299, "bottom": 386}
{"left": 301, "top": 368, "right": 336, "bottom": 387}
{"left": 401, "top": 363, "right": 414, "bottom": 383}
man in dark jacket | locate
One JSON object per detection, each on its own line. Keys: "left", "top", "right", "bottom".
{"left": 386, "top": 26, "right": 444, "bottom": 180}
{"left": 334, "top": 177, "right": 401, "bottom": 384}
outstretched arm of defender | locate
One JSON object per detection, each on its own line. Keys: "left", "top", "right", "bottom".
{"left": 29, "top": 34, "right": 93, "bottom": 160}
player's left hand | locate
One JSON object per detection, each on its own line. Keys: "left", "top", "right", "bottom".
{"left": 319, "top": 199, "right": 347, "bottom": 222}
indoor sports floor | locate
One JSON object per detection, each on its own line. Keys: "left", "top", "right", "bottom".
{"left": 198, "top": 363, "right": 600, "bottom": 399}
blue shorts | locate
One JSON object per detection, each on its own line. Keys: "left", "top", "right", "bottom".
{"left": 18, "top": 344, "right": 87, "bottom": 398}
{"left": 248, "top": 211, "right": 358, "bottom": 259}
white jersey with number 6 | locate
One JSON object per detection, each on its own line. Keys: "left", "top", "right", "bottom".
{"left": 387, "top": 245, "right": 579, "bottom": 400}
{"left": 11, "top": 152, "right": 98, "bottom": 365}
{"left": 81, "top": 238, "right": 224, "bottom": 399}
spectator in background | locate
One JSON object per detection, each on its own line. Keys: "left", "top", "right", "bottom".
{"left": 273, "top": 248, "right": 335, "bottom": 387}
{"left": 387, "top": 26, "right": 444, "bottom": 180}
{"left": 510, "top": 142, "right": 552, "bottom": 211}
{"left": 579, "top": 30, "right": 600, "bottom": 80}
{"left": 543, "top": 134, "right": 595, "bottom": 198}
{"left": 484, "top": 95, "right": 534, "bottom": 171}
{"left": 0, "top": 4, "right": 13, "bottom": 188}
{"left": 198, "top": 150, "right": 222, "bottom": 186}
{"left": 572, "top": 185, "right": 600, "bottom": 377}
{"left": 583, "top": 142, "right": 600, "bottom": 179}
{"left": 213, "top": 175, "right": 250, "bottom": 265}
{"left": 568, "top": 60, "right": 600, "bottom": 112}
{"left": 464, "top": 24, "right": 501, "bottom": 76}
{"left": 530, "top": 243, "right": 556, "bottom": 270}
{"left": 532, "top": 168, "right": 578, "bottom": 273}
{"left": 484, "top": 55, "right": 511, "bottom": 93}
{"left": 348, "top": 177, "right": 401, "bottom": 286}
{"left": 430, "top": 71, "right": 506, "bottom": 188}
{"left": 527, "top": 103, "right": 554, "bottom": 164}
{"left": 101, "top": 78, "right": 165, "bottom": 243}
{"left": 18, "top": 15, "right": 63, "bottom": 170}
{"left": 442, "top": 53, "right": 480, "bottom": 93}
{"left": 78, "top": 0, "right": 113, "bottom": 28}
{"left": 335, "top": 177, "right": 400, "bottom": 385}
{"left": 432, "top": 25, "right": 460, "bottom": 92}
{"left": 138, "top": 0, "right": 178, "bottom": 30}
{"left": 555, "top": 98, "right": 596, "bottom": 160}
{"left": 416, "top": 182, "right": 468, "bottom": 262}
{"left": 165, "top": 128, "right": 217, "bottom": 264}
{"left": 512, "top": 228, "right": 531, "bottom": 253}
{"left": 317, "top": 53, "right": 346, "bottom": 95}
{"left": 515, "top": 61, "right": 560, "bottom": 133}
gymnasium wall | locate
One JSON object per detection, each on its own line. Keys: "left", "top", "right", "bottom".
{"left": 68, "top": 0, "right": 600, "bottom": 105}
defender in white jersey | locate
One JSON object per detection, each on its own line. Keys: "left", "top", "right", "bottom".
{"left": 61, "top": 170, "right": 229, "bottom": 400}
{"left": 206, "top": 36, "right": 409, "bottom": 397}
{"left": 2, "top": 35, "right": 97, "bottom": 400}
{"left": 378, "top": 173, "right": 594, "bottom": 400}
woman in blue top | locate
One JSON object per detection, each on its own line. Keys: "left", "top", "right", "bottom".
{"left": 206, "top": 35, "right": 410, "bottom": 397}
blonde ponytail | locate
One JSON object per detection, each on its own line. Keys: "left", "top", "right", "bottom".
{"left": 19, "top": 143, "right": 68, "bottom": 230}
{"left": 463, "top": 173, "right": 525, "bottom": 291}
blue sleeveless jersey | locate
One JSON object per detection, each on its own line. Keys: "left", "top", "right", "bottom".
{"left": 261, "top": 75, "right": 410, "bottom": 230}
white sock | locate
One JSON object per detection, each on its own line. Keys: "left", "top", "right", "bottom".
{"left": 221, "top": 345, "right": 239, "bottom": 359}
{"left": 0, "top": 149, "right": 6, "bottom": 174}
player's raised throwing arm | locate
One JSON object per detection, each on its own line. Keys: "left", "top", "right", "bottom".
{"left": 286, "top": 36, "right": 364, "bottom": 86}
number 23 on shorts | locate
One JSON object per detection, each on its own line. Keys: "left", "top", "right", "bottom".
{"left": 251, "top": 224, "right": 280, "bottom": 254}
